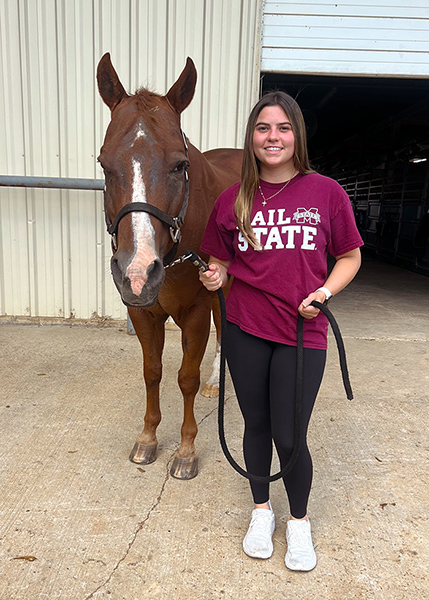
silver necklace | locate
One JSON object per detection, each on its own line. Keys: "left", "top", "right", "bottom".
{"left": 258, "top": 174, "right": 296, "bottom": 206}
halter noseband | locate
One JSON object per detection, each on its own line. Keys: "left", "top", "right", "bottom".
{"left": 104, "top": 130, "right": 190, "bottom": 267}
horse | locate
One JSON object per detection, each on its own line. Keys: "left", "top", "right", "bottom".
{"left": 97, "top": 53, "right": 243, "bottom": 479}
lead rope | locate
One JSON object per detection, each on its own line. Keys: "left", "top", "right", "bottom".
{"left": 185, "top": 251, "right": 353, "bottom": 483}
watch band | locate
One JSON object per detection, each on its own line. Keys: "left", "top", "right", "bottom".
{"left": 315, "top": 286, "right": 333, "bottom": 304}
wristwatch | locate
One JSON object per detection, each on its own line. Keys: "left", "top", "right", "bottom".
{"left": 315, "top": 286, "right": 333, "bottom": 305}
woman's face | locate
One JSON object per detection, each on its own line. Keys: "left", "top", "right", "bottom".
{"left": 252, "top": 105, "right": 295, "bottom": 180}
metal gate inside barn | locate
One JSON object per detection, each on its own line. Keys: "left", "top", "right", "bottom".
{"left": 261, "top": 0, "right": 429, "bottom": 276}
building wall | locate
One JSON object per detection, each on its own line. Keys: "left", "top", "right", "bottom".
{"left": 0, "top": 0, "right": 262, "bottom": 320}
{"left": 262, "top": 0, "right": 429, "bottom": 77}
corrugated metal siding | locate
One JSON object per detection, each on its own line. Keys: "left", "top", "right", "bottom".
{"left": 0, "top": 0, "right": 263, "bottom": 320}
{"left": 262, "top": 0, "right": 429, "bottom": 77}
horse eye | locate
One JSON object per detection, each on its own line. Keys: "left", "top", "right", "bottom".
{"left": 98, "top": 160, "right": 112, "bottom": 176}
{"left": 172, "top": 161, "right": 189, "bottom": 174}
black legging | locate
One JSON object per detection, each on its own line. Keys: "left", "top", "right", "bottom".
{"left": 226, "top": 321, "right": 326, "bottom": 519}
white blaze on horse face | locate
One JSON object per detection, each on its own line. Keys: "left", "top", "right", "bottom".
{"left": 126, "top": 158, "right": 158, "bottom": 296}
{"left": 133, "top": 122, "right": 146, "bottom": 144}
{"left": 128, "top": 120, "right": 147, "bottom": 148}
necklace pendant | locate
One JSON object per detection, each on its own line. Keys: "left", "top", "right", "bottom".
{"left": 262, "top": 200, "right": 267, "bottom": 206}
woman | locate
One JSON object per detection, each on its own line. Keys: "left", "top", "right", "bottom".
{"left": 199, "top": 91, "right": 362, "bottom": 571}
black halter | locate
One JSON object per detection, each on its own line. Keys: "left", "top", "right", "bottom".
{"left": 104, "top": 130, "right": 190, "bottom": 267}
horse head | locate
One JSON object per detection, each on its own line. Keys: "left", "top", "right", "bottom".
{"left": 97, "top": 53, "right": 197, "bottom": 307}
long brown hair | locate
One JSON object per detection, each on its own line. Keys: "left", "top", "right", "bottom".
{"left": 235, "top": 91, "right": 314, "bottom": 249}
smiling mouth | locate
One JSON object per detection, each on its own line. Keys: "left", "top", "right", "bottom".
{"left": 265, "top": 146, "right": 283, "bottom": 151}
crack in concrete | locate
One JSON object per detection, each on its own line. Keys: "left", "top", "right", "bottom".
{"left": 83, "top": 456, "right": 173, "bottom": 599}
{"left": 197, "top": 393, "right": 233, "bottom": 427}
{"left": 82, "top": 399, "right": 226, "bottom": 599}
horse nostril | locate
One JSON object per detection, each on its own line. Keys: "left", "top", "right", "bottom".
{"left": 111, "top": 255, "right": 123, "bottom": 283}
{"left": 146, "top": 258, "right": 164, "bottom": 284}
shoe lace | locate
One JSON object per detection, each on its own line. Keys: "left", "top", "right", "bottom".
{"left": 288, "top": 522, "right": 311, "bottom": 548}
{"left": 250, "top": 511, "right": 272, "bottom": 535}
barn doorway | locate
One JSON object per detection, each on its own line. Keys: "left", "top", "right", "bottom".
{"left": 261, "top": 73, "right": 429, "bottom": 276}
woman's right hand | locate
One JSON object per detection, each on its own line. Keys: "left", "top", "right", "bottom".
{"left": 199, "top": 263, "right": 223, "bottom": 291}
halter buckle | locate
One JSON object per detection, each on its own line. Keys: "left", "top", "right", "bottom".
{"left": 111, "top": 233, "right": 118, "bottom": 253}
{"left": 170, "top": 217, "right": 182, "bottom": 243}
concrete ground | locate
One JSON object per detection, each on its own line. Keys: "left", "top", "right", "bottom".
{"left": 0, "top": 255, "right": 428, "bottom": 600}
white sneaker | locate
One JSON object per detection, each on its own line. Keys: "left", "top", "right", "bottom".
{"left": 285, "top": 519, "right": 317, "bottom": 571}
{"left": 243, "top": 506, "right": 275, "bottom": 559}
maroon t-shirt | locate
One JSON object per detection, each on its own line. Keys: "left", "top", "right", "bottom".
{"left": 201, "top": 173, "right": 363, "bottom": 349}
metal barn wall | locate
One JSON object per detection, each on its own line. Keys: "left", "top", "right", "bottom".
{"left": 0, "top": 0, "right": 263, "bottom": 320}
{"left": 262, "top": 0, "right": 429, "bottom": 77}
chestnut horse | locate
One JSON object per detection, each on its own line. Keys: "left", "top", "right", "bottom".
{"left": 97, "top": 53, "right": 242, "bottom": 479}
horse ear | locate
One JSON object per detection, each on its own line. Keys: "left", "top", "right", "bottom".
{"left": 97, "top": 53, "right": 129, "bottom": 111}
{"left": 166, "top": 57, "right": 197, "bottom": 114}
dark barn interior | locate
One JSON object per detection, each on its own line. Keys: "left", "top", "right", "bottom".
{"left": 262, "top": 73, "right": 429, "bottom": 276}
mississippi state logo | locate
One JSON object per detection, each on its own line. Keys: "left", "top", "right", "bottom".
{"left": 293, "top": 207, "right": 321, "bottom": 225}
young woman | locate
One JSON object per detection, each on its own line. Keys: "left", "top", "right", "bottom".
{"left": 199, "top": 92, "right": 362, "bottom": 571}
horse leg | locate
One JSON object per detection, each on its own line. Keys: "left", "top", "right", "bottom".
{"left": 170, "top": 304, "right": 211, "bottom": 479}
{"left": 128, "top": 307, "right": 167, "bottom": 465}
{"left": 201, "top": 293, "right": 221, "bottom": 398}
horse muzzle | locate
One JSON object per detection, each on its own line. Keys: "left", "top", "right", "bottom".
{"left": 111, "top": 253, "right": 165, "bottom": 307}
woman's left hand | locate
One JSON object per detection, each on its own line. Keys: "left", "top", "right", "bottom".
{"left": 298, "top": 248, "right": 362, "bottom": 320}
{"left": 298, "top": 290, "right": 326, "bottom": 319}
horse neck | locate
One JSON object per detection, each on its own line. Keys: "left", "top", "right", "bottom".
{"left": 188, "top": 143, "right": 224, "bottom": 198}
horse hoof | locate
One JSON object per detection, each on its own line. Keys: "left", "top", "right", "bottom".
{"left": 201, "top": 384, "right": 219, "bottom": 398}
{"left": 129, "top": 442, "right": 157, "bottom": 464}
{"left": 170, "top": 456, "right": 198, "bottom": 480}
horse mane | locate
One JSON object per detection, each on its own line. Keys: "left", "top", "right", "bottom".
{"left": 135, "top": 88, "right": 171, "bottom": 120}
